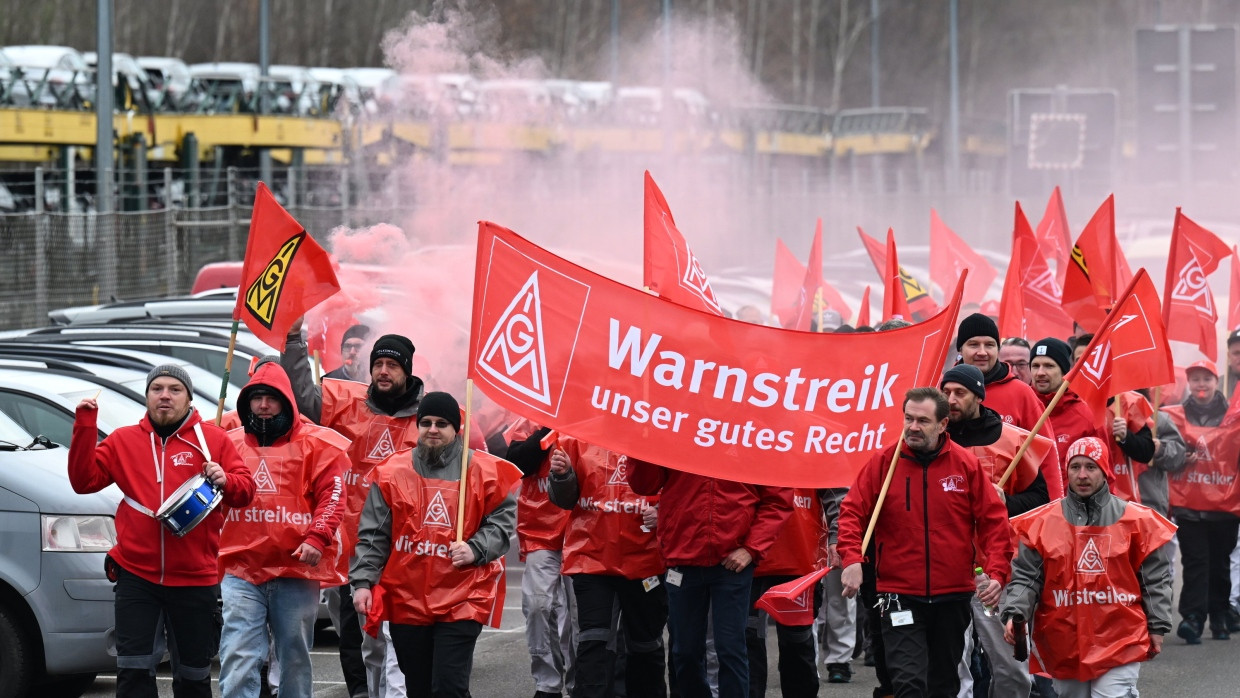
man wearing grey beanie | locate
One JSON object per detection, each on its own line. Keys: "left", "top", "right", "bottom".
{"left": 68, "top": 363, "right": 254, "bottom": 698}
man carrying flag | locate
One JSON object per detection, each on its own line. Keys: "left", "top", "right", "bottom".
{"left": 838, "top": 387, "right": 1013, "bottom": 697}
{"left": 1030, "top": 338, "right": 1104, "bottom": 468}
{"left": 351, "top": 391, "right": 520, "bottom": 698}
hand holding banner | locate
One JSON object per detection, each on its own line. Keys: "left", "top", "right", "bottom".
{"left": 469, "top": 222, "right": 966, "bottom": 488}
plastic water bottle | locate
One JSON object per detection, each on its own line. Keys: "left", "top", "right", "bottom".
{"left": 974, "top": 566, "right": 998, "bottom": 617}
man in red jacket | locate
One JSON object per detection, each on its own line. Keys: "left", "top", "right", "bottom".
{"left": 1030, "top": 337, "right": 1105, "bottom": 469}
{"left": 838, "top": 387, "right": 1013, "bottom": 697}
{"left": 629, "top": 456, "right": 794, "bottom": 698}
{"left": 69, "top": 364, "right": 255, "bottom": 698}
{"left": 218, "top": 361, "right": 351, "bottom": 698}
{"left": 956, "top": 313, "right": 1047, "bottom": 431}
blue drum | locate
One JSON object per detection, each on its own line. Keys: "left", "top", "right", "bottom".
{"left": 155, "top": 473, "right": 223, "bottom": 537}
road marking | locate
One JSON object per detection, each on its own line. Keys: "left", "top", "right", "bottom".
{"left": 480, "top": 624, "right": 526, "bottom": 635}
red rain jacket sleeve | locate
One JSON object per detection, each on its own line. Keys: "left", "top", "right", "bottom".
{"left": 69, "top": 406, "right": 114, "bottom": 494}
{"left": 972, "top": 458, "right": 1016, "bottom": 584}
{"left": 837, "top": 449, "right": 886, "bottom": 569}
{"left": 215, "top": 431, "right": 255, "bottom": 508}
{"left": 742, "top": 484, "right": 796, "bottom": 562}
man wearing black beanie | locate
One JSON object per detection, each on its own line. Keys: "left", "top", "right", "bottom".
{"left": 324, "top": 324, "right": 371, "bottom": 383}
{"left": 281, "top": 319, "right": 426, "bottom": 698}
{"left": 955, "top": 312, "right": 1048, "bottom": 436}
{"left": 352, "top": 390, "right": 520, "bottom": 697}
{"left": 941, "top": 363, "right": 1059, "bottom": 698}
{"left": 1029, "top": 337, "right": 1105, "bottom": 468}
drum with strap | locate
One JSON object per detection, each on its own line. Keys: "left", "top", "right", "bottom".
{"left": 155, "top": 473, "right": 223, "bottom": 537}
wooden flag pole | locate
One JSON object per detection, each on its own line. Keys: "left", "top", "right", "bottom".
{"left": 313, "top": 350, "right": 322, "bottom": 385}
{"left": 455, "top": 379, "right": 474, "bottom": 543}
{"left": 998, "top": 379, "right": 1069, "bottom": 488}
{"left": 215, "top": 319, "right": 240, "bottom": 426}
{"left": 861, "top": 430, "right": 906, "bottom": 554}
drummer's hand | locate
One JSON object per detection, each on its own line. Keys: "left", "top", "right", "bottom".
{"left": 204, "top": 461, "right": 226, "bottom": 488}
{"left": 76, "top": 398, "right": 98, "bottom": 411}
{"left": 293, "top": 542, "right": 322, "bottom": 566}
{"left": 353, "top": 587, "right": 372, "bottom": 616}
{"left": 449, "top": 541, "right": 476, "bottom": 568}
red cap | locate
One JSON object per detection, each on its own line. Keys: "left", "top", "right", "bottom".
{"left": 1065, "top": 436, "right": 1114, "bottom": 487}
{"left": 1185, "top": 360, "right": 1219, "bottom": 377}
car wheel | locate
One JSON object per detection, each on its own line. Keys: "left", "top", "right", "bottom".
{"left": 39, "top": 672, "right": 97, "bottom": 698}
{"left": 0, "top": 604, "right": 35, "bottom": 698}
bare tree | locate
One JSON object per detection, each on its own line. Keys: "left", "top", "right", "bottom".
{"left": 804, "top": 0, "right": 821, "bottom": 104}
{"left": 822, "top": 0, "right": 873, "bottom": 111}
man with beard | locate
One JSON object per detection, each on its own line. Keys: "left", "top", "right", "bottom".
{"left": 839, "top": 387, "right": 1013, "bottom": 697}
{"left": 324, "top": 324, "right": 372, "bottom": 383}
{"left": 1029, "top": 338, "right": 1104, "bottom": 469}
{"left": 941, "top": 364, "right": 1059, "bottom": 698}
{"left": 955, "top": 313, "right": 1046, "bottom": 431}
{"left": 283, "top": 321, "right": 425, "bottom": 698}
{"left": 218, "top": 361, "right": 350, "bottom": 698}
{"left": 351, "top": 392, "right": 520, "bottom": 698}
{"left": 69, "top": 365, "right": 255, "bottom": 698}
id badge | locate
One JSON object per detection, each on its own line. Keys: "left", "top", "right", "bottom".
{"left": 642, "top": 575, "right": 661, "bottom": 592}
{"left": 666, "top": 569, "right": 684, "bottom": 587}
{"left": 890, "top": 609, "right": 913, "bottom": 627}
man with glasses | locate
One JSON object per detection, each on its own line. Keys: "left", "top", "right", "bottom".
{"left": 325, "top": 324, "right": 372, "bottom": 383}
{"left": 999, "top": 337, "right": 1032, "bottom": 385}
{"left": 351, "top": 391, "right": 520, "bottom": 698}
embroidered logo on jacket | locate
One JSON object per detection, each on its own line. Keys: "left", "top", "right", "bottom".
{"left": 940, "top": 475, "right": 965, "bottom": 493}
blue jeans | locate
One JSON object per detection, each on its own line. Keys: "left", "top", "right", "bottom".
{"left": 219, "top": 574, "right": 319, "bottom": 698}
{"left": 666, "top": 564, "right": 754, "bottom": 698}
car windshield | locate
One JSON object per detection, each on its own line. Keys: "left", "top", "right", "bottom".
{"left": 0, "top": 409, "right": 33, "bottom": 445}
{"left": 63, "top": 386, "right": 145, "bottom": 429}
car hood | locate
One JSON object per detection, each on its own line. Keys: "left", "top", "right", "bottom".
{"left": 0, "top": 448, "right": 121, "bottom": 514}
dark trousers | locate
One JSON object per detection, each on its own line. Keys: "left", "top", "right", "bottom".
{"left": 746, "top": 575, "right": 820, "bottom": 698}
{"left": 572, "top": 573, "right": 668, "bottom": 698}
{"left": 336, "top": 584, "right": 369, "bottom": 698}
{"left": 1177, "top": 518, "right": 1240, "bottom": 626}
{"left": 880, "top": 595, "right": 971, "bottom": 698}
{"left": 114, "top": 566, "right": 218, "bottom": 698}
{"left": 666, "top": 565, "right": 753, "bottom": 698}
{"left": 859, "top": 562, "right": 892, "bottom": 697}
{"left": 390, "top": 620, "right": 483, "bottom": 698}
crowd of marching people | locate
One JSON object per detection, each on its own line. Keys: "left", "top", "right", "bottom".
{"left": 64, "top": 300, "right": 1240, "bottom": 698}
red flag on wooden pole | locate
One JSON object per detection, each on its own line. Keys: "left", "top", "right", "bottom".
{"left": 755, "top": 567, "right": 832, "bottom": 625}
{"left": 642, "top": 171, "right": 723, "bottom": 316}
{"left": 1035, "top": 186, "right": 1073, "bottom": 287}
{"left": 1163, "top": 209, "right": 1232, "bottom": 361}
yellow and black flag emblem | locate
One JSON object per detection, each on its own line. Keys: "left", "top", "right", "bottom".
{"left": 899, "top": 266, "right": 930, "bottom": 303}
{"left": 244, "top": 232, "right": 305, "bottom": 329}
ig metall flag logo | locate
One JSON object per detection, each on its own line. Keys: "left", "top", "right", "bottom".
{"left": 245, "top": 233, "right": 305, "bottom": 329}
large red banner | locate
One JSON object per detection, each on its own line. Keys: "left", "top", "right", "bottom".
{"left": 469, "top": 222, "right": 965, "bottom": 488}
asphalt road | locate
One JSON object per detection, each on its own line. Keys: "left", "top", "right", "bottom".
{"left": 83, "top": 558, "right": 1240, "bottom": 697}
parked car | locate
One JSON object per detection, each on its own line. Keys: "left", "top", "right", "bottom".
{"left": 0, "top": 423, "right": 121, "bottom": 697}
{"left": 0, "top": 370, "right": 129, "bottom": 445}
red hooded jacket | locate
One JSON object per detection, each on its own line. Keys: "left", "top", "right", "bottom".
{"left": 837, "top": 435, "right": 1013, "bottom": 596}
{"left": 1037, "top": 388, "right": 1105, "bottom": 477}
{"left": 985, "top": 367, "right": 1050, "bottom": 434}
{"left": 221, "top": 362, "right": 351, "bottom": 585}
{"left": 69, "top": 403, "right": 254, "bottom": 586}
{"left": 628, "top": 461, "right": 794, "bottom": 568}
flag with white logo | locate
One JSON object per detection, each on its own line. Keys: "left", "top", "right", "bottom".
{"left": 755, "top": 567, "right": 832, "bottom": 625}
{"left": 998, "top": 202, "right": 1074, "bottom": 342}
{"left": 469, "top": 222, "right": 967, "bottom": 488}
{"left": 930, "top": 208, "right": 997, "bottom": 307}
{"left": 642, "top": 172, "right": 722, "bottom": 316}
{"left": 1066, "top": 269, "right": 1174, "bottom": 419}
{"left": 1163, "top": 209, "right": 1231, "bottom": 362}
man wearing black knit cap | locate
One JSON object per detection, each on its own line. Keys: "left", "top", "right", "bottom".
{"left": 1029, "top": 336, "right": 1104, "bottom": 469}
{"left": 282, "top": 320, "right": 425, "bottom": 698}
{"left": 352, "top": 391, "right": 520, "bottom": 698}
{"left": 325, "top": 323, "right": 372, "bottom": 383}
{"left": 955, "top": 312, "right": 1048, "bottom": 434}
{"left": 942, "top": 363, "right": 1059, "bottom": 698}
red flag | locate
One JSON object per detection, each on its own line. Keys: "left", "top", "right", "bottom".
{"left": 883, "top": 229, "right": 912, "bottom": 322}
{"left": 1066, "top": 269, "right": 1174, "bottom": 419}
{"left": 755, "top": 567, "right": 832, "bottom": 625}
{"left": 930, "top": 209, "right": 998, "bottom": 306}
{"left": 791, "top": 222, "right": 827, "bottom": 331}
{"left": 857, "top": 226, "right": 939, "bottom": 320}
{"left": 1035, "top": 186, "right": 1073, "bottom": 287}
{"left": 1163, "top": 209, "right": 1232, "bottom": 361}
{"left": 1230, "top": 246, "right": 1240, "bottom": 333}
{"left": 998, "top": 203, "right": 1074, "bottom": 341}
{"left": 235, "top": 183, "right": 341, "bottom": 350}
{"left": 856, "top": 285, "right": 872, "bottom": 328}
{"left": 469, "top": 221, "right": 968, "bottom": 488}
{"left": 643, "top": 172, "right": 723, "bottom": 316}
{"left": 1061, "top": 195, "right": 1135, "bottom": 332}
{"left": 771, "top": 238, "right": 806, "bottom": 328}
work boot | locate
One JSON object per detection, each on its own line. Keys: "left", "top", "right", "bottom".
{"left": 826, "top": 662, "right": 853, "bottom": 683}
{"left": 1177, "top": 614, "right": 1204, "bottom": 645}
{"left": 1227, "top": 605, "right": 1240, "bottom": 633}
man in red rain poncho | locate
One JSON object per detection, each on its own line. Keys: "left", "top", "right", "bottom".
{"left": 1001, "top": 436, "right": 1176, "bottom": 697}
